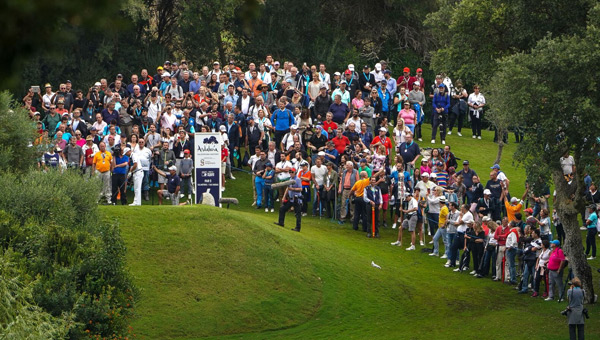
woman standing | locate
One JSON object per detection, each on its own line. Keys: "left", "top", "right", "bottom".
{"left": 397, "top": 101, "right": 416, "bottom": 133}
{"left": 584, "top": 204, "right": 597, "bottom": 260}
{"left": 323, "top": 162, "right": 339, "bottom": 219}
{"left": 469, "top": 222, "right": 486, "bottom": 275}
{"left": 393, "top": 118, "right": 411, "bottom": 152}
{"left": 468, "top": 85, "right": 485, "bottom": 139}
{"left": 352, "top": 90, "right": 364, "bottom": 111}
{"left": 256, "top": 109, "right": 273, "bottom": 150}
{"left": 566, "top": 277, "right": 585, "bottom": 340}
{"left": 308, "top": 72, "right": 322, "bottom": 105}
{"left": 532, "top": 239, "right": 552, "bottom": 298}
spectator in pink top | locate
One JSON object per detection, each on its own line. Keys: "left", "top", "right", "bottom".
{"left": 398, "top": 101, "right": 416, "bottom": 133}
{"left": 545, "top": 239, "right": 566, "bottom": 301}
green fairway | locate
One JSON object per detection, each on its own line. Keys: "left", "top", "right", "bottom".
{"left": 103, "top": 125, "right": 600, "bottom": 339}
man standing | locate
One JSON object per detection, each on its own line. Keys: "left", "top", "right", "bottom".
{"left": 271, "top": 99, "right": 294, "bottom": 147}
{"left": 129, "top": 146, "right": 144, "bottom": 206}
{"left": 92, "top": 142, "right": 113, "bottom": 204}
{"left": 338, "top": 161, "right": 358, "bottom": 223}
{"left": 274, "top": 168, "right": 303, "bottom": 232}
{"left": 351, "top": 171, "right": 371, "bottom": 232}
{"left": 493, "top": 217, "right": 511, "bottom": 281}
{"left": 63, "top": 136, "right": 83, "bottom": 168}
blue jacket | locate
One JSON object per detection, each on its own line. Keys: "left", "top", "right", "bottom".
{"left": 271, "top": 109, "right": 294, "bottom": 131}
{"left": 432, "top": 93, "right": 450, "bottom": 114}
{"left": 378, "top": 88, "right": 391, "bottom": 112}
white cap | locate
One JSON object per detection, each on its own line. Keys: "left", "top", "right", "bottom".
{"left": 94, "top": 82, "right": 101, "bottom": 86}
{"left": 483, "top": 189, "right": 491, "bottom": 195}
{"left": 421, "top": 172, "right": 430, "bottom": 177}
{"left": 413, "top": 81, "right": 420, "bottom": 86}
{"left": 317, "top": 151, "right": 326, "bottom": 156}
{"left": 379, "top": 127, "right": 387, "bottom": 132}
{"left": 219, "top": 125, "right": 227, "bottom": 132}
{"left": 510, "top": 197, "right": 519, "bottom": 204}
{"left": 482, "top": 216, "right": 492, "bottom": 222}
{"left": 430, "top": 173, "right": 437, "bottom": 179}
{"left": 123, "top": 147, "right": 131, "bottom": 154}
{"left": 290, "top": 124, "right": 298, "bottom": 129}
{"left": 168, "top": 165, "right": 177, "bottom": 171}
{"left": 348, "top": 64, "right": 355, "bottom": 71}
{"left": 162, "top": 72, "right": 171, "bottom": 78}
{"left": 334, "top": 71, "right": 341, "bottom": 76}
{"left": 375, "top": 63, "right": 382, "bottom": 71}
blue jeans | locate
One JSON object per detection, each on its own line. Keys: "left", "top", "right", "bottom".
{"left": 482, "top": 246, "right": 497, "bottom": 277}
{"left": 264, "top": 185, "right": 273, "bottom": 209}
{"left": 506, "top": 247, "right": 517, "bottom": 283}
{"left": 519, "top": 261, "right": 535, "bottom": 292}
{"left": 255, "top": 177, "right": 264, "bottom": 207}
{"left": 406, "top": 124, "right": 415, "bottom": 134}
{"left": 313, "top": 185, "right": 324, "bottom": 215}
{"left": 446, "top": 233, "right": 456, "bottom": 259}
{"left": 142, "top": 170, "right": 150, "bottom": 192}
{"left": 432, "top": 227, "right": 447, "bottom": 255}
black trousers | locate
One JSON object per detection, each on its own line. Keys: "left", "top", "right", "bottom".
{"left": 274, "top": 129, "right": 290, "bottom": 148}
{"left": 450, "top": 233, "right": 465, "bottom": 267}
{"left": 279, "top": 199, "right": 302, "bottom": 230}
{"left": 472, "top": 242, "right": 484, "bottom": 273}
{"left": 569, "top": 324, "right": 584, "bottom": 340}
{"left": 471, "top": 112, "right": 482, "bottom": 137}
{"left": 431, "top": 113, "right": 447, "bottom": 141}
{"left": 111, "top": 173, "right": 127, "bottom": 205}
{"left": 586, "top": 228, "right": 597, "bottom": 257}
{"left": 556, "top": 222, "right": 566, "bottom": 245}
{"left": 448, "top": 112, "right": 464, "bottom": 133}
{"left": 353, "top": 199, "right": 368, "bottom": 232}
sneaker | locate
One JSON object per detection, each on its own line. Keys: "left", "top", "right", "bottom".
{"left": 419, "top": 241, "right": 425, "bottom": 246}
{"left": 542, "top": 293, "right": 548, "bottom": 298}
{"left": 406, "top": 245, "right": 415, "bottom": 251}
{"left": 531, "top": 292, "right": 539, "bottom": 298}
{"left": 431, "top": 139, "right": 436, "bottom": 144}
{"left": 587, "top": 256, "right": 596, "bottom": 260}
{"left": 128, "top": 203, "right": 141, "bottom": 206}
{"left": 252, "top": 201, "right": 256, "bottom": 206}
{"left": 444, "top": 263, "right": 451, "bottom": 268}
{"left": 301, "top": 213, "right": 307, "bottom": 217}
{"left": 544, "top": 297, "right": 553, "bottom": 301}
{"left": 445, "top": 260, "right": 451, "bottom": 265}
{"left": 265, "top": 208, "right": 269, "bottom": 212}
{"left": 469, "top": 270, "right": 476, "bottom": 275}
{"left": 221, "top": 187, "right": 225, "bottom": 192}
{"left": 441, "top": 140, "right": 446, "bottom": 145}
{"left": 428, "top": 240, "right": 434, "bottom": 244}
{"left": 276, "top": 198, "right": 280, "bottom": 202}
{"left": 472, "top": 135, "right": 476, "bottom": 139}
{"left": 429, "top": 253, "right": 439, "bottom": 256}
{"left": 477, "top": 136, "right": 482, "bottom": 139}
{"left": 230, "top": 175, "right": 236, "bottom": 180}
{"left": 580, "top": 226, "right": 587, "bottom": 230}
{"left": 453, "top": 268, "right": 461, "bottom": 272}
{"left": 391, "top": 241, "right": 401, "bottom": 246}
{"left": 440, "top": 254, "right": 448, "bottom": 259}
{"left": 392, "top": 223, "right": 397, "bottom": 229}
{"left": 447, "top": 131, "right": 452, "bottom": 135}
{"left": 418, "top": 138, "right": 423, "bottom": 142}
{"left": 388, "top": 122, "right": 393, "bottom": 126}
{"left": 271, "top": 208, "right": 275, "bottom": 213}
{"left": 457, "top": 132, "right": 462, "bottom": 137}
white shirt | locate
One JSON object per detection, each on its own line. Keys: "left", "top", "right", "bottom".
{"left": 311, "top": 164, "right": 328, "bottom": 186}
{"left": 560, "top": 156, "right": 575, "bottom": 175}
{"left": 506, "top": 229, "right": 518, "bottom": 249}
{"left": 240, "top": 96, "right": 251, "bottom": 115}
{"left": 146, "top": 100, "right": 163, "bottom": 122}
{"left": 457, "top": 211, "right": 473, "bottom": 233}
{"left": 43, "top": 92, "right": 55, "bottom": 109}
{"left": 468, "top": 92, "right": 486, "bottom": 118}
{"left": 346, "top": 117, "right": 363, "bottom": 132}
{"left": 130, "top": 152, "right": 144, "bottom": 172}
{"left": 135, "top": 147, "right": 153, "bottom": 171}
{"left": 318, "top": 72, "right": 331, "bottom": 86}
{"left": 276, "top": 160, "right": 292, "bottom": 181}
{"left": 248, "top": 154, "right": 260, "bottom": 171}
{"left": 370, "top": 70, "right": 385, "bottom": 83}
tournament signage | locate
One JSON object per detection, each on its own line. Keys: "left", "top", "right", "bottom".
{"left": 194, "top": 132, "right": 222, "bottom": 205}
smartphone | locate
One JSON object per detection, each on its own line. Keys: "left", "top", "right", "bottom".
{"left": 31, "top": 86, "right": 40, "bottom": 93}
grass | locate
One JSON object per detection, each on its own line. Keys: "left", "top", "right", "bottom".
{"left": 102, "top": 125, "right": 599, "bottom": 339}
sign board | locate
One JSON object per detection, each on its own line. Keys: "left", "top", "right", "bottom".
{"left": 194, "top": 132, "right": 222, "bottom": 205}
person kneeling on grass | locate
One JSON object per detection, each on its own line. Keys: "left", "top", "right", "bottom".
{"left": 153, "top": 165, "right": 181, "bottom": 205}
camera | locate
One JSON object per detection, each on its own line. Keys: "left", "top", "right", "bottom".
{"left": 583, "top": 308, "right": 589, "bottom": 319}
{"left": 560, "top": 308, "right": 570, "bottom": 316}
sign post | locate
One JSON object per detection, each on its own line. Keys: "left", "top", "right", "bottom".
{"left": 194, "top": 132, "right": 222, "bottom": 206}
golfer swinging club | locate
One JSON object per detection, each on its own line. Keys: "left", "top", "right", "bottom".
{"left": 274, "top": 167, "right": 303, "bottom": 232}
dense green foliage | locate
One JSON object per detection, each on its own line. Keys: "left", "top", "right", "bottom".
{"left": 0, "top": 95, "right": 136, "bottom": 339}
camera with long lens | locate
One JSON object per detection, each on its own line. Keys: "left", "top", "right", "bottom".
{"left": 560, "top": 308, "right": 570, "bottom": 316}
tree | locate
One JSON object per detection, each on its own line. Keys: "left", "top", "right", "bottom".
{"left": 489, "top": 3, "right": 600, "bottom": 302}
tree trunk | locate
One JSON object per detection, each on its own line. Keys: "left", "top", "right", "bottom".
{"left": 552, "top": 170, "right": 596, "bottom": 303}
{"left": 494, "top": 140, "right": 504, "bottom": 165}
{"left": 216, "top": 29, "right": 226, "bottom": 66}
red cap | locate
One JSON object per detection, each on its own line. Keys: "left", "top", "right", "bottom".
{"left": 403, "top": 67, "right": 410, "bottom": 73}
{"left": 184, "top": 149, "right": 190, "bottom": 154}
{"left": 524, "top": 208, "right": 533, "bottom": 214}
{"left": 416, "top": 68, "right": 423, "bottom": 72}
{"left": 344, "top": 70, "right": 352, "bottom": 75}
{"left": 290, "top": 168, "right": 297, "bottom": 172}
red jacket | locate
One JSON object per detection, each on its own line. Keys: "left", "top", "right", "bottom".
{"left": 494, "top": 225, "right": 510, "bottom": 246}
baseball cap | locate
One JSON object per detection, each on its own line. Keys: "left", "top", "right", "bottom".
{"left": 274, "top": 61, "right": 280, "bottom": 65}
{"left": 483, "top": 189, "right": 491, "bottom": 195}
{"left": 123, "top": 147, "right": 131, "bottom": 154}
{"left": 436, "top": 161, "right": 443, "bottom": 167}
{"left": 413, "top": 81, "right": 420, "bottom": 86}
{"left": 463, "top": 160, "right": 469, "bottom": 165}
{"left": 363, "top": 65, "right": 369, "bottom": 69}
{"left": 320, "top": 84, "right": 328, "bottom": 89}
{"left": 168, "top": 165, "right": 177, "bottom": 171}
{"left": 383, "top": 70, "right": 391, "bottom": 74}
{"left": 184, "top": 149, "right": 190, "bottom": 154}
{"left": 439, "top": 196, "right": 447, "bottom": 203}
{"left": 482, "top": 216, "right": 491, "bottom": 222}
{"left": 348, "top": 64, "right": 355, "bottom": 71}
{"left": 290, "top": 124, "right": 298, "bottom": 129}
{"left": 416, "top": 68, "right": 423, "bottom": 72}
{"left": 116, "top": 74, "right": 123, "bottom": 78}
{"left": 33, "top": 111, "right": 40, "bottom": 116}
{"left": 94, "top": 82, "right": 101, "bottom": 87}
{"left": 90, "top": 126, "right": 97, "bottom": 131}
{"left": 344, "top": 70, "right": 352, "bottom": 75}
{"left": 265, "top": 162, "right": 272, "bottom": 167}
{"left": 157, "top": 66, "right": 164, "bottom": 70}
{"left": 290, "top": 167, "right": 297, "bottom": 172}
{"left": 551, "top": 240, "right": 560, "bottom": 246}
{"left": 524, "top": 207, "right": 533, "bottom": 214}
{"left": 403, "top": 67, "right": 410, "bottom": 73}
{"left": 438, "top": 84, "right": 445, "bottom": 88}
{"left": 318, "top": 151, "right": 326, "bottom": 156}
{"left": 164, "top": 60, "right": 171, "bottom": 65}
{"left": 430, "top": 173, "right": 437, "bottom": 179}
{"left": 375, "top": 63, "right": 382, "bottom": 71}
{"left": 213, "top": 61, "right": 220, "bottom": 65}
{"left": 359, "top": 158, "right": 367, "bottom": 163}
{"left": 334, "top": 71, "right": 341, "bottom": 76}
{"left": 219, "top": 125, "right": 227, "bottom": 132}
{"left": 247, "top": 116, "right": 254, "bottom": 121}
{"left": 510, "top": 197, "right": 519, "bottom": 204}
{"left": 162, "top": 72, "right": 171, "bottom": 78}
{"left": 421, "top": 172, "right": 430, "bottom": 177}
{"left": 340, "top": 80, "right": 347, "bottom": 85}
{"left": 379, "top": 127, "right": 387, "bottom": 132}
{"left": 491, "top": 164, "right": 501, "bottom": 170}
